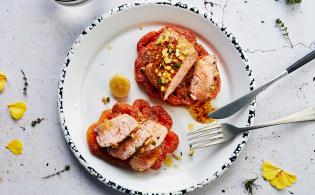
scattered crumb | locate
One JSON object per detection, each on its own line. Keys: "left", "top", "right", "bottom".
{"left": 222, "top": 189, "right": 225, "bottom": 193}
{"left": 139, "top": 26, "right": 143, "bottom": 30}
{"left": 298, "top": 82, "right": 308, "bottom": 90}
{"left": 20, "top": 163, "right": 24, "bottom": 166}
{"left": 244, "top": 1, "right": 247, "bottom": 3}
{"left": 46, "top": 163, "right": 49, "bottom": 166}
{"left": 313, "top": 77, "right": 315, "bottom": 82}
{"left": 106, "top": 44, "right": 112, "bottom": 50}
{"left": 245, "top": 156, "right": 248, "bottom": 160}
{"left": 187, "top": 123, "right": 194, "bottom": 131}
{"left": 164, "top": 155, "right": 173, "bottom": 167}
{"left": 20, "top": 126, "right": 26, "bottom": 131}
{"left": 261, "top": 20, "right": 265, "bottom": 23}
{"left": 172, "top": 153, "right": 182, "bottom": 161}
{"left": 289, "top": 191, "right": 294, "bottom": 194}
{"left": 102, "top": 96, "right": 111, "bottom": 105}
{"left": 188, "top": 148, "right": 195, "bottom": 157}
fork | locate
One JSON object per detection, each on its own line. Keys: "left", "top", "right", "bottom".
{"left": 188, "top": 106, "right": 315, "bottom": 149}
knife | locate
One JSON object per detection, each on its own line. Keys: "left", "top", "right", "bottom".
{"left": 208, "top": 50, "right": 315, "bottom": 119}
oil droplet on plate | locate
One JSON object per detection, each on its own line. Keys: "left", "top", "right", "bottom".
{"left": 188, "top": 101, "right": 215, "bottom": 124}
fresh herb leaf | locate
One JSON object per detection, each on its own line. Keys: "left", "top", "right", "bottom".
{"left": 20, "top": 69, "right": 28, "bottom": 95}
{"left": 157, "top": 78, "right": 163, "bottom": 85}
{"left": 31, "top": 118, "right": 44, "bottom": 127}
{"left": 287, "top": 0, "right": 302, "bottom": 4}
{"left": 174, "top": 63, "right": 181, "bottom": 69}
{"left": 276, "top": 18, "right": 293, "bottom": 48}
{"left": 42, "top": 165, "right": 70, "bottom": 179}
{"left": 244, "top": 176, "right": 258, "bottom": 195}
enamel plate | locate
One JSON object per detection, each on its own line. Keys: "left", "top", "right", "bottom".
{"left": 58, "top": 2, "right": 256, "bottom": 194}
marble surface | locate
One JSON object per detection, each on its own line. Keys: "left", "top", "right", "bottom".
{"left": 0, "top": 0, "right": 314, "bottom": 194}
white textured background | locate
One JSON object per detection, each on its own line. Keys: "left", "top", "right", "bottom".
{"left": 0, "top": 0, "right": 314, "bottom": 194}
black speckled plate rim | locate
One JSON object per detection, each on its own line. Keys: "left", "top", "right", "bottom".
{"left": 57, "top": 1, "right": 256, "bottom": 194}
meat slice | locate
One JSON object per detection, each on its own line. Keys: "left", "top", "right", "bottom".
{"left": 163, "top": 52, "right": 198, "bottom": 100}
{"left": 190, "top": 55, "right": 217, "bottom": 101}
{"left": 129, "top": 147, "right": 163, "bottom": 172}
{"left": 140, "top": 120, "right": 168, "bottom": 151}
{"left": 94, "top": 114, "right": 138, "bottom": 147}
{"left": 107, "top": 123, "right": 151, "bottom": 160}
{"left": 143, "top": 28, "right": 198, "bottom": 101}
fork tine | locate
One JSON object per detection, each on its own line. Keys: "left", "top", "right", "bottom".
{"left": 188, "top": 128, "right": 221, "bottom": 141}
{"left": 189, "top": 133, "right": 223, "bottom": 147}
{"left": 187, "top": 124, "right": 221, "bottom": 136}
{"left": 192, "top": 138, "right": 226, "bottom": 149}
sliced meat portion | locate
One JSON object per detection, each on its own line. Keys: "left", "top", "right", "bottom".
{"left": 94, "top": 114, "right": 138, "bottom": 147}
{"left": 107, "top": 124, "right": 151, "bottom": 160}
{"left": 163, "top": 51, "right": 197, "bottom": 100}
{"left": 140, "top": 120, "right": 168, "bottom": 151}
{"left": 129, "top": 147, "right": 163, "bottom": 172}
{"left": 190, "top": 55, "right": 217, "bottom": 101}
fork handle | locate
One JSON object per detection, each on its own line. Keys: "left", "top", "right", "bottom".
{"left": 241, "top": 106, "right": 315, "bottom": 131}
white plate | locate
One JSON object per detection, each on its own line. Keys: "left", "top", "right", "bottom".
{"left": 57, "top": 2, "right": 256, "bottom": 194}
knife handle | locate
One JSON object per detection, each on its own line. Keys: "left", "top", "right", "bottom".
{"left": 286, "top": 50, "right": 315, "bottom": 73}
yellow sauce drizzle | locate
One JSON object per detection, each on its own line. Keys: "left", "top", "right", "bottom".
{"left": 188, "top": 101, "right": 215, "bottom": 124}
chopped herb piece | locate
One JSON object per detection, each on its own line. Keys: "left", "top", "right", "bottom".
{"left": 31, "top": 118, "right": 44, "bottom": 127}
{"left": 157, "top": 78, "right": 163, "bottom": 85}
{"left": 102, "top": 96, "right": 110, "bottom": 105}
{"left": 276, "top": 18, "right": 293, "bottom": 48}
{"left": 287, "top": 0, "right": 302, "bottom": 4}
{"left": 222, "top": 189, "right": 225, "bottom": 193}
{"left": 313, "top": 77, "right": 315, "bottom": 82}
{"left": 42, "top": 165, "right": 70, "bottom": 179}
{"left": 20, "top": 126, "right": 26, "bottom": 131}
{"left": 20, "top": 69, "right": 28, "bottom": 95}
{"left": 289, "top": 191, "right": 294, "bottom": 194}
{"left": 261, "top": 20, "right": 265, "bottom": 23}
{"left": 244, "top": 176, "right": 258, "bottom": 195}
{"left": 174, "top": 63, "right": 181, "bottom": 69}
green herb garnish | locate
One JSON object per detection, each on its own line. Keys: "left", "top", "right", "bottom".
{"left": 20, "top": 69, "right": 28, "bottom": 95}
{"left": 276, "top": 18, "right": 293, "bottom": 48}
{"left": 287, "top": 0, "right": 302, "bottom": 4}
{"left": 244, "top": 176, "right": 258, "bottom": 195}
{"left": 157, "top": 78, "right": 163, "bottom": 85}
{"left": 42, "top": 165, "right": 70, "bottom": 179}
{"left": 174, "top": 63, "right": 181, "bottom": 69}
{"left": 31, "top": 118, "right": 44, "bottom": 127}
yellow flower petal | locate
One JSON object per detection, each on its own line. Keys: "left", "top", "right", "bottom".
{"left": 0, "top": 72, "right": 7, "bottom": 92}
{"left": 270, "top": 170, "right": 297, "bottom": 189}
{"left": 262, "top": 161, "right": 297, "bottom": 190}
{"left": 8, "top": 101, "right": 27, "bottom": 119}
{"left": 6, "top": 139, "right": 23, "bottom": 155}
{"left": 262, "top": 161, "right": 282, "bottom": 180}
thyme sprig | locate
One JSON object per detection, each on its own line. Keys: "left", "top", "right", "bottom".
{"left": 31, "top": 118, "right": 44, "bottom": 127}
{"left": 244, "top": 176, "right": 258, "bottom": 195}
{"left": 287, "top": 0, "right": 302, "bottom": 4}
{"left": 20, "top": 69, "right": 28, "bottom": 95}
{"left": 42, "top": 165, "right": 70, "bottom": 179}
{"left": 276, "top": 18, "right": 293, "bottom": 48}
